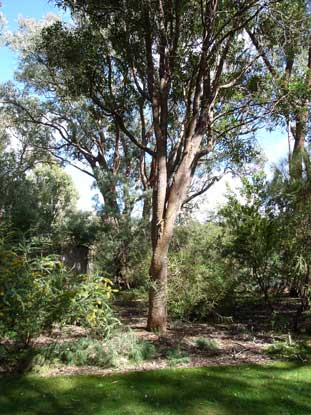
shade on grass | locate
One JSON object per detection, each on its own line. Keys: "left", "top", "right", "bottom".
{"left": 0, "top": 363, "right": 311, "bottom": 415}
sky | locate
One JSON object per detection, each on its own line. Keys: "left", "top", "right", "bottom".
{"left": 0, "top": 0, "right": 290, "bottom": 215}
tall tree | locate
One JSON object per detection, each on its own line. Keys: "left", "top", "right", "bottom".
{"left": 2, "top": 15, "right": 151, "bottom": 222}
{"left": 247, "top": 0, "right": 311, "bottom": 180}
{"left": 3, "top": 1, "right": 268, "bottom": 332}
{"left": 45, "top": 0, "right": 269, "bottom": 332}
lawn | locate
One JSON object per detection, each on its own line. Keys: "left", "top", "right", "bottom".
{"left": 1, "top": 363, "right": 311, "bottom": 415}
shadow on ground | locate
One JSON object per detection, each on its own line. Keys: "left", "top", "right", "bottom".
{"left": 1, "top": 363, "right": 311, "bottom": 415}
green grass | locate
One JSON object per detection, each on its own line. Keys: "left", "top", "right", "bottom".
{"left": 1, "top": 363, "right": 311, "bottom": 414}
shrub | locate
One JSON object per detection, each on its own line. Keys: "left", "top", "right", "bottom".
{"left": 36, "top": 338, "right": 114, "bottom": 368}
{"left": 65, "top": 274, "right": 120, "bottom": 338}
{"left": 266, "top": 340, "right": 311, "bottom": 362}
{"left": 0, "top": 247, "right": 119, "bottom": 345}
{"left": 0, "top": 248, "right": 71, "bottom": 346}
{"left": 31, "top": 331, "right": 157, "bottom": 370}
{"left": 165, "top": 348, "right": 190, "bottom": 366}
{"left": 195, "top": 338, "right": 220, "bottom": 353}
{"left": 128, "top": 340, "right": 156, "bottom": 363}
{"left": 168, "top": 222, "right": 232, "bottom": 320}
{"left": 0, "top": 236, "right": 120, "bottom": 373}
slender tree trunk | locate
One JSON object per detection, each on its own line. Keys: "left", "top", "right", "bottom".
{"left": 290, "top": 111, "right": 307, "bottom": 180}
{"left": 290, "top": 45, "right": 311, "bottom": 180}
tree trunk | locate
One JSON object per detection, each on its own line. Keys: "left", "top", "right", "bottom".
{"left": 146, "top": 133, "right": 203, "bottom": 333}
{"left": 147, "top": 235, "right": 170, "bottom": 332}
{"left": 290, "top": 111, "right": 307, "bottom": 180}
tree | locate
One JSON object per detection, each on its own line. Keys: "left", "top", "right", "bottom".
{"left": 3, "top": 14, "right": 152, "bottom": 223}
{"left": 39, "top": 0, "right": 265, "bottom": 331}
{"left": 269, "top": 166, "right": 311, "bottom": 319}
{"left": 247, "top": 0, "right": 311, "bottom": 180}
{"left": 0, "top": 155, "right": 78, "bottom": 237}
{"left": 2, "top": 1, "right": 269, "bottom": 332}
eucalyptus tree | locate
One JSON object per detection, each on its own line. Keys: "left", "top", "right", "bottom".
{"left": 37, "top": 0, "right": 271, "bottom": 332}
{"left": 0, "top": 98, "right": 53, "bottom": 227}
{"left": 2, "top": 15, "right": 151, "bottom": 223}
{"left": 2, "top": 1, "right": 270, "bottom": 332}
{"left": 247, "top": 0, "right": 311, "bottom": 180}
{"left": 0, "top": 151, "right": 78, "bottom": 237}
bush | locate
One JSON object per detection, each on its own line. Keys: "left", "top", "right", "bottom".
{"left": 0, "top": 248, "right": 71, "bottom": 346}
{"left": 168, "top": 221, "right": 232, "bottom": 320}
{"left": 92, "top": 219, "right": 150, "bottom": 289}
{"left": 266, "top": 340, "right": 311, "bottom": 362}
{"left": 0, "top": 236, "right": 120, "bottom": 373}
{"left": 165, "top": 348, "right": 190, "bottom": 366}
{"left": 36, "top": 338, "right": 114, "bottom": 368}
{"left": 0, "top": 246, "right": 119, "bottom": 345}
{"left": 31, "top": 331, "right": 157, "bottom": 370}
{"left": 195, "top": 338, "right": 220, "bottom": 353}
{"left": 65, "top": 274, "right": 120, "bottom": 338}
{"left": 128, "top": 340, "right": 156, "bottom": 363}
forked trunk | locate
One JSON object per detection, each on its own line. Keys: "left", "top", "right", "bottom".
{"left": 146, "top": 133, "right": 203, "bottom": 333}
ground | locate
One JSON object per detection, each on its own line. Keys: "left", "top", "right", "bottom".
{"left": 22, "top": 298, "right": 289, "bottom": 377}
{"left": 1, "top": 295, "right": 310, "bottom": 378}
{"left": 1, "top": 297, "right": 311, "bottom": 414}
{"left": 1, "top": 363, "right": 311, "bottom": 414}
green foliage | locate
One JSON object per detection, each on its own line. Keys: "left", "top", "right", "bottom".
{"left": 165, "top": 348, "right": 190, "bottom": 367}
{"left": 128, "top": 340, "right": 156, "bottom": 363}
{"left": 0, "top": 246, "right": 70, "bottom": 346}
{"left": 36, "top": 339, "right": 115, "bottom": 368}
{"left": 269, "top": 170, "right": 311, "bottom": 310}
{"left": 65, "top": 275, "right": 120, "bottom": 338}
{"left": 266, "top": 340, "right": 311, "bottom": 363}
{"left": 61, "top": 211, "right": 99, "bottom": 246}
{"left": 220, "top": 173, "right": 282, "bottom": 301}
{"left": 29, "top": 164, "right": 78, "bottom": 233}
{"left": 0, "top": 161, "right": 78, "bottom": 238}
{"left": 93, "top": 219, "right": 150, "bottom": 289}
{"left": 195, "top": 338, "right": 220, "bottom": 353}
{"left": 0, "top": 243, "right": 119, "bottom": 348}
{"left": 0, "top": 227, "right": 119, "bottom": 374}
{"left": 167, "top": 221, "right": 231, "bottom": 320}
{"left": 31, "top": 332, "right": 156, "bottom": 370}
{"left": 116, "top": 287, "right": 148, "bottom": 306}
